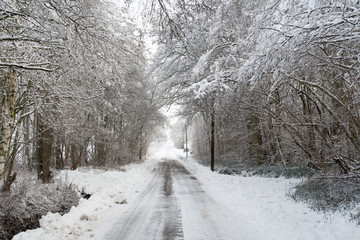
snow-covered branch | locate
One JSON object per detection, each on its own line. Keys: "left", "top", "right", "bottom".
{"left": 0, "top": 62, "right": 56, "bottom": 72}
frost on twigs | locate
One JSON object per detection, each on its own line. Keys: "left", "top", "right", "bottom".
{"left": 0, "top": 180, "right": 79, "bottom": 240}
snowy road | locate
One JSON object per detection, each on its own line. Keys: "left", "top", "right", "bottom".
{"left": 103, "top": 160, "right": 244, "bottom": 240}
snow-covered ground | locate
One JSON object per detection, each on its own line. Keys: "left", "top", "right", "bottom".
{"left": 13, "top": 159, "right": 157, "bottom": 240}
{"left": 179, "top": 158, "right": 360, "bottom": 240}
{"left": 13, "top": 139, "right": 360, "bottom": 240}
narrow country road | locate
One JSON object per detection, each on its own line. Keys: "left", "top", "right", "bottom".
{"left": 103, "top": 159, "right": 244, "bottom": 240}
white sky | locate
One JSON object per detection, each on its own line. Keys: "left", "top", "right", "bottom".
{"left": 109, "top": 0, "right": 158, "bottom": 59}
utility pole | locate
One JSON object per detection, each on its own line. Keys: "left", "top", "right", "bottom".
{"left": 210, "top": 103, "right": 215, "bottom": 172}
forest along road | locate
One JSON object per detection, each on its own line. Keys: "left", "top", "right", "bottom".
{"left": 103, "top": 160, "right": 245, "bottom": 240}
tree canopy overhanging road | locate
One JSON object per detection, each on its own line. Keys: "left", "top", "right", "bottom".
{"left": 1, "top": 1, "right": 360, "bottom": 239}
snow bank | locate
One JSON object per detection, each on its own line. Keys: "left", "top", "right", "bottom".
{"left": 13, "top": 159, "right": 158, "bottom": 240}
{"left": 179, "top": 158, "right": 360, "bottom": 240}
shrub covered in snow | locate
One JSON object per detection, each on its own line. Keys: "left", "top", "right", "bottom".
{"left": 214, "top": 159, "right": 317, "bottom": 179}
{"left": 292, "top": 176, "right": 360, "bottom": 222}
{"left": 250, "top": 166, "right": 317, "bottom": 179}
{"left": 0, "top": 181, "right": 79, "bottom": 240}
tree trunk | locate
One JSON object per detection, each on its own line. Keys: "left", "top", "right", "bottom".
{"left": 35, "top": 111, "right": 42, "bottom": 180}
{"left": 139, "top": 132, "right": 143, "bottom": 161}
{"left": 70, "top": 143, "right": 78, "bottom": 170}
{"left": 1, "top": 125, "right": 19, "bottom": 192}
{"left": 55, "top": 137, "right": 64, "bottom": 169}
{"left": 248, "top": 114, "right": 263, "bottom": 165}
{"left": 0, "top": 68, "right": 16, "bottom": 181}
{"left": 2, "top": 105, "right": 28, "bottom": 191}
{"left": 35, "top": 113, "right": 53, "bottom": 183}
{"left": 95, "top": 138, "right": 105, "bottom": 166}
{"left": 24, "top": 113, "right": 32, "bottom": 171}
{"left": 41, "top": 126, "right": 52, "bottom": 183}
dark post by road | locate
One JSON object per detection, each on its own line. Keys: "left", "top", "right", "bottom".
{"left": 210, "top": 108, "right": 215, "bottom": 172}
{"left": 185, "top": 129, "right": 188, "bottom": 158}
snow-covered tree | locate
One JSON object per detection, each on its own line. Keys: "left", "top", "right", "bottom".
{"left": 0, "top": 0, "right": 164, "bottom": 188}
{"left": 152, "top": 0, "right": 360, "bottom": 172}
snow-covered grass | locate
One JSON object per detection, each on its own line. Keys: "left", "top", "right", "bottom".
{"left": 179, "top": 157, "right": 360, "bottom": 240}
{"left": 13, "top": 159, "right": 158, "bottom": 240}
